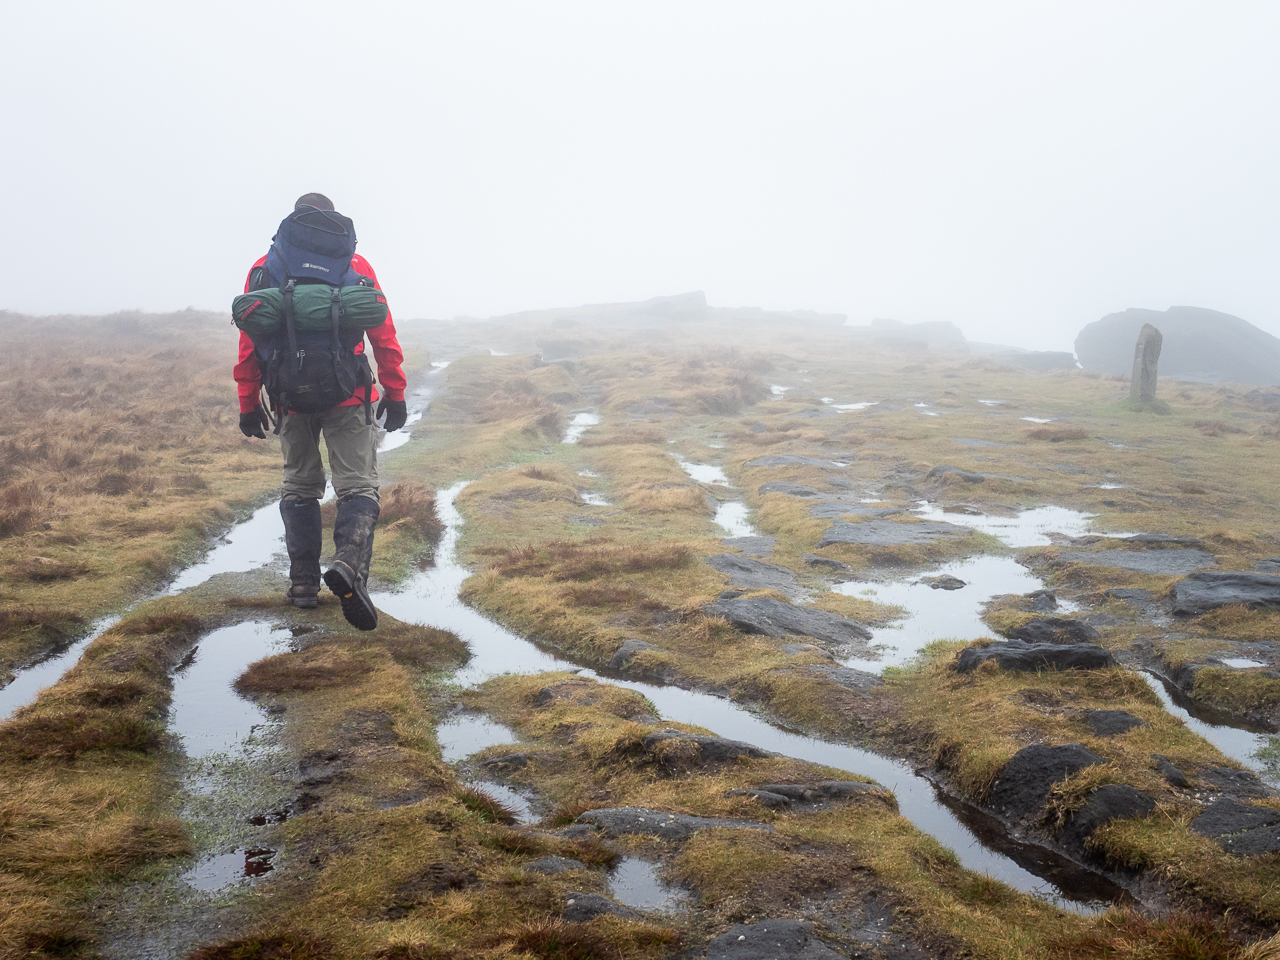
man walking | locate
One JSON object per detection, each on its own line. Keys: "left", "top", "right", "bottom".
{"left": 234, "top": 193, "right": 408, "bottom": 630}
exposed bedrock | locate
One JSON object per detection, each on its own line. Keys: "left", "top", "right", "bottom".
{"left": 1059, "top": 548, "right": 1218, "bottom": 575}
{"left": 989, "top": 744, "right": 1105, "bottom": 821}
{"left": 1003, "top": 617, "right": 1101, "bottom": 645}
{"left": 575, "top": 806, "right": 773, "bottom": 841}
{"left": 704, "top": 596, "right": 872, "bottom": 648}
{"left": 816, "top": 518, "right": 969, "bottom": 549}
{"left": 1172, "top": 571, "right": 1280, "bottom": 616}
{"left": 705, "top": 554, "right": 803, "bottom": 598}
{"left": 1192, "top": 798, "right": 1280, "bottom": 856}
{"left": 955, "top": 640, "right": 1116, "bottom": 673}
{"left": 1060, "top": 784, "right": 1156, "bottom": 856}
{"left": 705, "top": 919, "right": 846, "bottom": 960}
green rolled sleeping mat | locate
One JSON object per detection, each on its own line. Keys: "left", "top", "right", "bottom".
{"left": 232, "top": 285, "right": 389, "bottom": 341}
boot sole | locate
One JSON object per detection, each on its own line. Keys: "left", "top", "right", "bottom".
{"left": 324, "top": 562, "right": 378, "bottom": 631}
{"left": 288, "top": 596, "right": 319, "bottom": 609}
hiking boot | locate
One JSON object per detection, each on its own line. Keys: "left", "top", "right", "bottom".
{"left": 285, "top": 583, "right": 319, "bottom": 609}
{"left": 280, "top": 496, "right": 323, "bottom": 608}
{"left": 324, "top": 495, "right": 379, "bottom": 631}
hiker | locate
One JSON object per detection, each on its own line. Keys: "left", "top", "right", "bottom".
{"left": 233, "top": 193, "right": 408, "bottom": 630}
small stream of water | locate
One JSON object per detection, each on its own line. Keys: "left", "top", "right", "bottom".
{"left": 373, "top": 485, "right": 1121, "bottom": 908}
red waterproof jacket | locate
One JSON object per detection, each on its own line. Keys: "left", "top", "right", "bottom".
{"left": 234, "top": 252, "right": 407, "bottom": 414}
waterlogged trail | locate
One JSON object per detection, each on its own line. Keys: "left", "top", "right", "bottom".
{"left": 374, "top": 485, "right": 1124, "bottom": 908}
{"left": 0, "top": 369, "right": 446, "bottom": 722}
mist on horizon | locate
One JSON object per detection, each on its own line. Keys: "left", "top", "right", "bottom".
{"left": 4, "top": 1, "right": 1279, "bottom": 354}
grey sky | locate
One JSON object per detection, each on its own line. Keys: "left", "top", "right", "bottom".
{"left": 4, "top": 2, "right": 1278, "bottom": 351}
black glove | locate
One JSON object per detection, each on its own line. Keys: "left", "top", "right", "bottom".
{"left": 377, "top": 397, "right": 408, "bottom": 432}
{"left": 239, "top": 405, "right": 269, "bottom": 439}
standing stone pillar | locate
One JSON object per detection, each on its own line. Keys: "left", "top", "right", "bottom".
{"left": 1131, "top": 323, "right": 1162, "bottom": 402}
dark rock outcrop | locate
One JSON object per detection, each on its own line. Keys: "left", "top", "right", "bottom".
{"left": 1084, "top": 710, "right": 1147, "bottom": 737}
{"left": 1154, "top": 757, "right": 1190, "bottom": 789}
{"left": 1006, "top": 617, "right": 1101, "bottom": 645}
{"left": 804, "top": 664, "right": 884, "bottom": 691}
{"left": 924, "top": 575, "right": 966, "bottom": 590}
{"left": 989, "top": 744, "right": 1106, "bottom": 821}
{"left": 563, "top": 891, "right": 641, "bottom": 922}
{"left": 1192, "top": 798, "right": 1280, "bottom": 855}
{"left": 801, "top": 553, "right": 852, "bottom": 573}
{"left": 526, "top": 856, "right": 585, "bottom": 874}
{"left": 955, "top": 640, "right": 1116, "bottom": 673}
{"left": 1173, "top": 572, "right": 1280, "bottom": 616}
{"left": 608, "top": 639, "right": 662, "bottom": 671}
{"left": 1060, "top": 785, "right": 1156, "bottom": 854}
{"left": 643, "top": 730, "right": 778, "bottom": 763}
{"left": 1075, "top": 306, "right": 1280, "bottom": 384}
{"left": 704, "top": 596, "right": 871, "bottom": 648}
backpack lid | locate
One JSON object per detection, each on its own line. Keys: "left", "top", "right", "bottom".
{"left": 263, "top": 207, "right": 357, "bottom": 287}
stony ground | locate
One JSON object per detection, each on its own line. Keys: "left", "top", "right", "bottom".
{"left": 5, "top": 312, "right": 1280, "bottom": 959}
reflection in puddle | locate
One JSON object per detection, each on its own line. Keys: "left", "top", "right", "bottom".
{"left": 914, "top": 403, "right": 940, "bottom": 416}
{"left": 182, "top": 848, "right": 276, "bottom": 891}
{"left": 170, "top": 622, "right": 287, "bottom": 759}
{"left": 675, "top": 457, "right": 730, "bottom": 486}
{"left": 839, "top": 556, "right": 1045, "bottom": 672}
{"left": 714, "top": 502, "right": 756, "bottom": 538}
{"left": 1021, "top": 417, "right": 1055, "bottom": 424}
{"left": 1221, "top": 658, "right": 1268, "bottom": 669}
{"left": 609, "top": 857, "right": 691, "bottom": 913}
{"left": 581, "top": 492, "right": 611, "bottom": 506}
{"left": 563, "top": 412, "right": 601, "bottom": 444}
{"left": 0, "top": 615, "right": 120, "bottom": 721}
{"left": 978, "top": 399, "right": 1007, "bottom": 406}
{"left": 372, "top": 486, "right": 1114, "bottom": 908}
{"left": 1091, "top": 483, "right": 1124, "bottom": 490}
{"left": 1140, "top": 674, "right": 1276, "bottom": 779}
{"left": 913, "top": 501, "right": 1102, "bottom": 547}
{"left": 430, "top": 360, "right": 452, "bottom": 368}
{"left": 770, "top": 384, "right": 792, "bottom": 395}
{"left": 471, "top": 781, "right": 535, "bottom": 824}
{"left": 438, "top": 713, "right": 520, "bottom": 763}
{"left": 168, "top": 501, "right": 285, "bottom": 594}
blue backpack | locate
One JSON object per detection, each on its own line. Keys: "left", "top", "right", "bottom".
{"left": 246, "top": 206, "right": 377, "bottom": 430}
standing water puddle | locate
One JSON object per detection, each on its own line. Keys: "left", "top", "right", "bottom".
{"left": 438, "top": 713, "right": 536, "bottom": 824}
{"left": 181, "top": 849, "right": 276, "bottom": 891}
{"left": 170, "top": 622, "right": 287, "bottom": 759}
{"left": 373, "top": 486, "right": 1120, "bottom": 909}
{"left": 1141, "top": 674, "right": 1276, "bottom": 776}
{"left": 714, "top": 502, "right": 757, "bottom": 538}
{"left": 675, "top": 457, "right": 731, "bottom": 486}
{"left": 839, "top": 556, "right": 1047, "bottom": 672}
{"left": 0, "top": 615, "right": 121, "bottom": 721}
{"left": 609, "top": 857, "right": 691, "bottom": 913}
{"left": 563, "top": 412, "right": 601, "bottom": 444}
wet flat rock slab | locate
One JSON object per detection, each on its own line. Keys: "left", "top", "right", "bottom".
{"left": 1173, "top": 571, "right": 1280, "bottom": 615}
{"left": 576, "top": 807, "right": 773, "bottom": 840}
{"left": 703, "top": 596, "right": 872, "bottom": 648}
{"left": 1059, "top": 548, "right": 1218, "bottom": 575}
{"left": 705, "top": 554, "right": 803, "bottom": 598}
{"left": 816, "top": 519, "right": 970, "bottom": 548}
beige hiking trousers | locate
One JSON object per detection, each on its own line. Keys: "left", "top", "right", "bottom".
{"left": 279, "top": 404, "right": 379, "bottom": 503}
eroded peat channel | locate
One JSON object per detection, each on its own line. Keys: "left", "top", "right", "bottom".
{"left": 8, "top": 325, "right": 1280, "bottom": 959}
